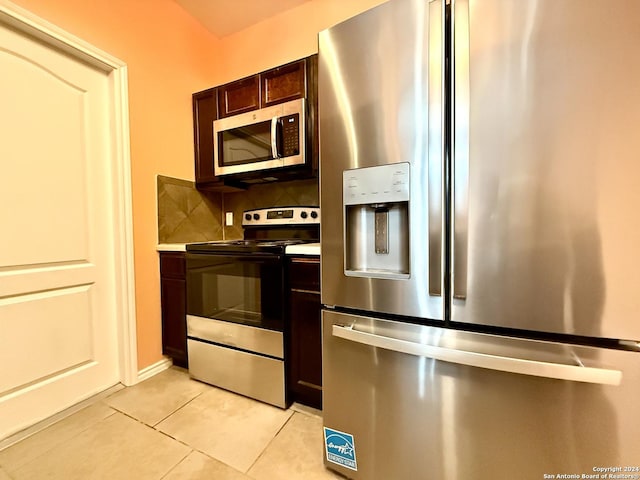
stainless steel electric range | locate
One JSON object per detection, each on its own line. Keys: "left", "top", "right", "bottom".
{"left": 185, "top": 206, "right": 320, "bottom": 408}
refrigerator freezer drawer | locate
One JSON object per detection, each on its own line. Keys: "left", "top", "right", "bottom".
{"left": 322, "top": 310, "right": 640, "bottom": 480}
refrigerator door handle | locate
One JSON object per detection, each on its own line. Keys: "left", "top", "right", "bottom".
{"left": 332, "top": 324, "right": 622, "bottom": 386}
{"left": 428, "top": 0, "right": 445, "bottom": 297}
{"left": 451, "top": 0, "right": 469, "bottom": 300}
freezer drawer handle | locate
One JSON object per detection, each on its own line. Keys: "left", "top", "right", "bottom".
{"left": 332, "top": 325, "right": 622, "bottom": 386}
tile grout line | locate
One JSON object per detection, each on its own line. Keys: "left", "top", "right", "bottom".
{"left": 151, "top": 390, "right": 207, "bottom": 429}
{"left": 102, "top": 409, "right": 201, "bottom": 475}
{"left": 106, "top": 408, "right": 147, "bottom": 425}
{"left": 181, "top": 444, "right": 250, "bottom": 478}
{"left": 157, "top": 447, "right": 193, "bottom": 480}
{"left": 154, "top": 428, "right": 195, "bottom": 449}
{"left": 244, "top": 410, "right": 297, "bottom": 476}
{"left": 152, "top": 428, "right": 250, "bottom": 479}
{"left": 145, "top": 390, "right": 251, "bottom": 476}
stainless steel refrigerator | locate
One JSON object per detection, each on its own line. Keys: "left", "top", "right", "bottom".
{"left": 318, "top": 0, "right": 640, "bottom": 478}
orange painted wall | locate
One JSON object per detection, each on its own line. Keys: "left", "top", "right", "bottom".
{"left": 218, "top": 0, "right": 387, "bottom": 83}
{"left": 6, "top": 0, "right": 387, "bottom": 373}
{"left": 9, "top": 0, "right": 222, "bottom": 369}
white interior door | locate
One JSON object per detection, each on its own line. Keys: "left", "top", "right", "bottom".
{"left": 0, "top": 17, "right": 122, "bottom": 439}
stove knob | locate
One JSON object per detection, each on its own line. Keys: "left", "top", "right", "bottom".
{"left": 245, "top": 213, "right": 252, "bottom": 221}
{"left": 300, "top": 211, "right": 308, "bottom": 219}
{"left": 253, "top": 213, "right": 260, "bottom": 220}
{"left": 310, "top": 211, "right": 318, "bottom": 219}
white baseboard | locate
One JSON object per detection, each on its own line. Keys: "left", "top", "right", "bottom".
{"left": 136, "top": 357, "right": 173, "bottom": 382}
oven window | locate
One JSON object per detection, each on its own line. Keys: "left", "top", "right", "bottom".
{"left": 186, "top": 254, "right": 283, "bottom": 331}
{"left": 219, "top": 120, "right": 273, "bottom": 166}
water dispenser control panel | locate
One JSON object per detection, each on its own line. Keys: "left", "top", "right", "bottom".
{"left": 343, "top": 162, "right": 410, "bottom": 205}
{"left": 342, "top": 163, "right": 410, "bottom": 280}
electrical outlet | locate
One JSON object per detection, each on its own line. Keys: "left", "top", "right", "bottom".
{"left": 225, "top": 212, "right": 233, "bottom": 226}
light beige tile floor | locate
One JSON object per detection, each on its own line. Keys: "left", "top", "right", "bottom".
{"left": 249, "top": 411, "right": 338, "bottom": 480}
{"left": 0, "top": 403, "right": 115, "bottom": 472}
{"left": 105, "top": 367, "right": 209, "bottom": 426}
{"left": 157, "top": 386, "right": 293, "bottom": 472}
{"left": 0, "top": 367, "right": 342, "bottom": 480}
{"left": 162, "top": 451, "right": 249, "bottom": 480}
{"left": 0, "top": 466, "right": 11, "bottom": 480}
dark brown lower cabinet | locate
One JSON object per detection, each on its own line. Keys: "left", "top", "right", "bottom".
{"left": 288, "top": 256, "right": 322, "bottom": 409}
{"left": 159, "top": 252, "right": 187, "bottom": 368}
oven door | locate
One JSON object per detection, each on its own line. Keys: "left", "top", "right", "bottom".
{"left": 186, "top": 252, "right": 284, "bottom": 331}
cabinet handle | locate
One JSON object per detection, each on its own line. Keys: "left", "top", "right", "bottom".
{"left": 291, "top": 288, "right": 320, "bottom": 295}
{"left": 290, "top": 258, "right": 320, "bottom": 264}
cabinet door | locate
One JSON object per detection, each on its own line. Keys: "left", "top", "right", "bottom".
{"left": 193, "top": 89, "right": 246, "bottom": 191}
{"left": 193, "top": 88, "right": 218, "bottom": 185}
{"left": 261, "top": 59, "right": 306, "bottom": 107}
{"left": 161, "top": 277, "right": 187, "bottom": 367}
{"left": 160, "top": 253, "right": 187, "bottom": 368}
{"left": 290, "top": 290, "right": 322, "bottom": 409}
{"left": 288, "top": 257, "right": 322, "bottom": 409}
{"left": 217, "top": 75, "right": 260, "bottom": 118}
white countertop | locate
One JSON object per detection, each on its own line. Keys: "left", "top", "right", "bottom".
{"left": 285, "top": 242, "right": 320, "bottom": 256}
{"left": 157, "top": 243, "right": 187, "bottom": 252}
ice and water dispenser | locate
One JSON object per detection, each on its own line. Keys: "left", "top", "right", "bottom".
{"left": 343, "top": 163, "right": 410, "bottom": 279}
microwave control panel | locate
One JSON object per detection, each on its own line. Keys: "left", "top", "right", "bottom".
{"left": 280, "top": 113, "right": 300, "bottom": 157}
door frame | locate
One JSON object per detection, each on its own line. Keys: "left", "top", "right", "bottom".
{"left": 0, "top": 1, "right": 138, "bottom": 385}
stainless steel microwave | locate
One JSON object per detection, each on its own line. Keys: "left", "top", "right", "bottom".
{"left": 213, "top": 98, "right": 306, "bottom": 177}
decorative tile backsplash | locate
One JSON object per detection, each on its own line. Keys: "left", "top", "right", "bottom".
{"left": 222, "top": 179, "right": 319, "bottom": 239}
{"left": 157, "top": 176, "right": 319, "bottom": 243}
{"left": 157, "top": 175, "right": 223, "bottom": 243}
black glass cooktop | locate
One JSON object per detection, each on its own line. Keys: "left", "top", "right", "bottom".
{"left": 186, "top": 239, "right": 309, "bottom": 254}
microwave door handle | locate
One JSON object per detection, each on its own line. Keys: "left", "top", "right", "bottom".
{"left": 271, "top": 117, "right": 279, "bottom": 158}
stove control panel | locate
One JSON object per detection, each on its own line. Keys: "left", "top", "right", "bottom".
{"left": 242, "top": 207, "right": 320, "bottom": 226}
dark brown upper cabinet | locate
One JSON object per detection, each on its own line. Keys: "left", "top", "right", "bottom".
{"left": 193, "top": 55, "right": 318, "bottom": 190}
{"left": 217, "top": 74, "right": 260, "bottom": 119}
{"left": 261, "top": 59, "right": 307, "bottom": 107}
{"left": 193, "top": 87, "right": 217, "bottom": 185}
{"left": 217, "top": 59, "right": 309, "bottom": 118}
{"left": 192, "top": 88, "right": 246, "bottom": 191}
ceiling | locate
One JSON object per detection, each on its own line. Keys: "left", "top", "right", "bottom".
{"left": 174, "top": 0, "right": 312, "bottom": 38}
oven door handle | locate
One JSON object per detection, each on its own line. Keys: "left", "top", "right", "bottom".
{"left": 186, "top": 252, "right": 283, "bottom": 263}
